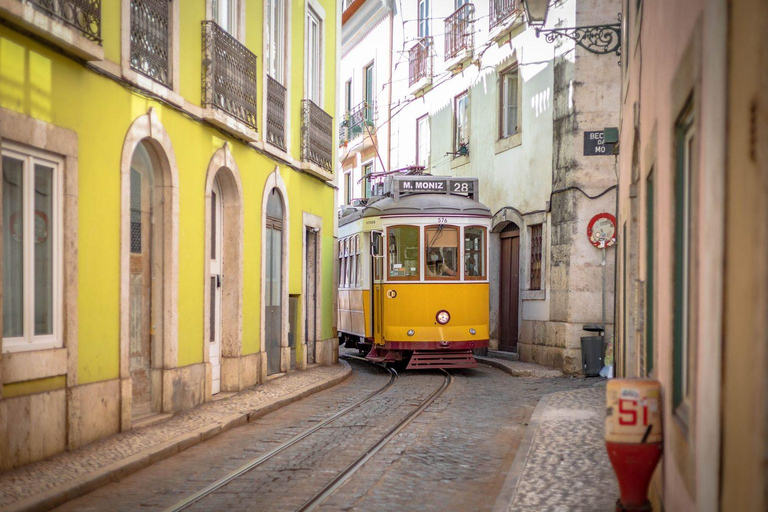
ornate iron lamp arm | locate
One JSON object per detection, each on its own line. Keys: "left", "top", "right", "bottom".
{"left": 535, "top": 14, "right": 622, "bottom": 56}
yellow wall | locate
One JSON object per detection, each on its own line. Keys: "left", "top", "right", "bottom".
{"left": 0, "top": 0, "right": 337, "bottom": 387}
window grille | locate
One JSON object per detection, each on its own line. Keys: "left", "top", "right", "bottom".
{"left": 530, "top": 224, "right": 542, "bottom": 290}
{"left": 408, "top": 37, "right": 432, "bottom": 86}
{"left": 301, "top": 99, "right": 334, "bottom": 172}
{"left": 130, "top": 0, "right": 170, "bottom": 86}
{"left": 130, "top": 169, "right": 142, "bottom": 254}
{"left": 490, "top": 0, "right": 522, "bottom": 30}
{"left": 266, "top": 75, "right": 287, "bottom": 151}
{"left": 444, "top": 3, "right": 474, "bottom": 61}
{"left": 28, "top": 0, "right": 102, "bottom": 42}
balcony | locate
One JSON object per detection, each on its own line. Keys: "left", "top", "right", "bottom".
{"left": 201, "top": 20, "right": 258, "bottom": 140}
{"left": 301, "top": 99, "right": 334, "bottom": 175}
{"left": 489, "top": 0, "right": 524, "bottom": 42}
{"left": 444, "top": 3, "right": 474, "bottom": 71}
{"left": 266, "top": 75, "right": 286, "bottom": 151}
{"left": 408, "top": 37, "right": 432, "bottom": 96}
{"left": 130, "top": 0, "right": 170, "bottom": 86}
{"left": 339, "top": 101, "right": 376, "bottom": 146}
{"left": 1, "top": 0, "right": 103, "bottom": 60}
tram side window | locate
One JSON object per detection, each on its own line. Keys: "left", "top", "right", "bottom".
{"left": 356, "top": 235, "right": 363, "bottom": 287}
{"left": 388, "top": 226, "right": 420, "bottom": 279}
{"left": 339, "top": 240, "right": 345, "bottom": 287}
{"left": 347, "top": 237, "right": 357, "bottom": 288}
{"left": 464, "top": 226, "right": 486, "bottom": 279}
{"left": 372, "top": 232, "right": 384, "bottom": 281}
{"left": 345, "top": 239, "right": 352, "bottom": 288}
{"left": 425, "top": 225, "right": 459, "bottom": 279}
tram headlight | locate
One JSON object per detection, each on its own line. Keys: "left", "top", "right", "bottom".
{"left": 436, "top": 310, "right": 451, "bottom": 325}
{"left": 407, "top": 329, "right": 415, "bottom": 336}
{"left": 469, "top": 328, "right": 476, "bottom": 335}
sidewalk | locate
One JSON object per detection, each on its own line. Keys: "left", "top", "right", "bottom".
{"left": 494, "top": 384, "right": 619, "bottom": 512}
{"left": 0, "top": 362, "right": 351, "bottom": 512}
{"left": 476, "top": 355, "right": 565, "bottom": 378}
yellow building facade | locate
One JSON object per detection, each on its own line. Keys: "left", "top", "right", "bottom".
{"left": 0, "top": 0, "right": 338, "bottom": 470}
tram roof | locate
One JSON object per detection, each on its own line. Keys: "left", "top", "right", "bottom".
{"left": 339, "top": 193, "right": 491, "bottom": 227}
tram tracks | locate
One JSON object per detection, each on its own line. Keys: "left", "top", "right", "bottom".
{"left": 164, "top": 357, "right": 452, "bottom": 512}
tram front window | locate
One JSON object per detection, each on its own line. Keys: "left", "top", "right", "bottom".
{"left": 464, "top": 226, "right": 486, "bottom": 278}
{"left": 425, "top": 226, "right": 459, "bottom": 279}
{"left": 388, "top": 226, "right": 420, "bottom": 279}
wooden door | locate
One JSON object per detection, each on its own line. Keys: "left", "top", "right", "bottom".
{"left": 305, "top": 228, "right": 318, "bottom": 364}
{"left": 129, "top": 162, "right": 152, "bottom": 418}
{"left": 209, "top": 178, "right": 223, "bottom": 394}
{"left": 499, "top": 229, "right": 520, "bottom": 352}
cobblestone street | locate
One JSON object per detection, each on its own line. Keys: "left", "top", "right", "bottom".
{"left": 44, "top": 358, "right": 601, "bottom": 512}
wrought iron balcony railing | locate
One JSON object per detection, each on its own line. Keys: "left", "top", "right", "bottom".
{"left": 301, "top": 99, "right": 333, "bottom": 172}
{"left": 339, "top": 101, "right": 376, "bottom": 145}
{"left": 27, "top": 0, "right": 102, "bottom": 43}
{"left": 266, "top": 75, "right": 286, "bottom": 151}
{"left": 445, "top": 3, "right": 474, "bottom": 61}
{"left": 130, "top": 0, "right": 170, "bottom": 85}
{"left": 408, "top": 37, "right": 432, "bottom": 87}
{"left": 202, "top": 21, "right": 258, "bottom": 130}
{"left": 490, "top": 0, "right": 522, "bottom": 30}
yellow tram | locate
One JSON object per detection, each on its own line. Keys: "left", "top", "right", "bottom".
{"left": 337, "top": 175, "right": 492, "bottom": 369}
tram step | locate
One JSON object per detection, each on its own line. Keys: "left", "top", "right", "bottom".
{"left": 407, "top": 350, "right": 478, "bottom": 370}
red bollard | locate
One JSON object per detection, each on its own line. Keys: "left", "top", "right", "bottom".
{"left": 605, "top": 379, "right": 663, "bottom": 512}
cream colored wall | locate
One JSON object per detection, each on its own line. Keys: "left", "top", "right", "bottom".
{"left": 720, "top": 0, "right": 768, "bottom": 510}
{"left": 617, "top": 0, "right": 728, "bottom": 510}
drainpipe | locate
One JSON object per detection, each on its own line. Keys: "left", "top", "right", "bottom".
{"left": 386, "top": 3, "right": 394, "bottom": 172}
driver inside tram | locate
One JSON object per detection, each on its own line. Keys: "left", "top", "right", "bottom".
{"left": 426, "top": 249, "right": 457, "bottom": 277}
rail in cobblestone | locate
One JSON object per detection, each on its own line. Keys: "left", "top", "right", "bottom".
{"left": 165, "top": 357, "right": 399, "bottom": 512}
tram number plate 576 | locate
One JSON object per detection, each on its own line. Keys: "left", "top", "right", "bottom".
{"left": 437, "top": 217, "right": 448, "bottom": 224}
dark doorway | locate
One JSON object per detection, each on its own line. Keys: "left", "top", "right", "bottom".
{"left": 499, "top": 223, "right": 520, "bottom": 352}
{"left": 265, "top": 189, "right": 284, "bottom": 375}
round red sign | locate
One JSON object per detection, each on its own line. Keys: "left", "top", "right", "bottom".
{"left": 587, "top": 213, "right": 617, "bottom": 248}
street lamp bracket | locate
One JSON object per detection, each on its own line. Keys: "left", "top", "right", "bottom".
{"left": 535, "top": 13, "right": 622, "bottom": 56}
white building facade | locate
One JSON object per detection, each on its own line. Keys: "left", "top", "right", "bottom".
{"left": 338, "top": 0, "right": 620, "bottom": 374}
{"left": 337, "top": 0, "right": 394, "bottom": 207}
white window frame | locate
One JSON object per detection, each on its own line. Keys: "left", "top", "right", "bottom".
{"left": 362, "top": 160, "right": 374, "bottom": 198}
{"left": 454, "top": 91, "right": 469, "bottom": 153}
{"left": 418, "top": 0, "right": 430, "bottom": 38}
{"left": 210, "top": 0, "right": 246, "bottom": 42}
{"left": 500, "top": 65, "right": 520, "bottom": 139}
{"left": 344, "top": 79, "right": 353, "bottom": 113}
{"left": 305, "top": 1, "right": 325, "bottom": 106}
{"left": 1, "top": 142, "right": 63, "bottom": 353}
{"left": 265, "top": 0, "right": 286, "bottom": 83}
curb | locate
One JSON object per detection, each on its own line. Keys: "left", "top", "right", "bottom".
{"left": 5, "top": 361, "right": 353, "bottom": 512}
{"left": 491, "top": 392, "right": 552, "bottom": 512}
{"left": 476, "top": 356, "right": 563, "bottom": 378}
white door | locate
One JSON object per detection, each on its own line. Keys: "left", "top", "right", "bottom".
{"left": 210, "top": 178, "right": 223, "bottom": 394}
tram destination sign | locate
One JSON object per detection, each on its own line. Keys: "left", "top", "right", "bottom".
{"left": 398, "top": 178, "right": 476, "bottom": 195}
